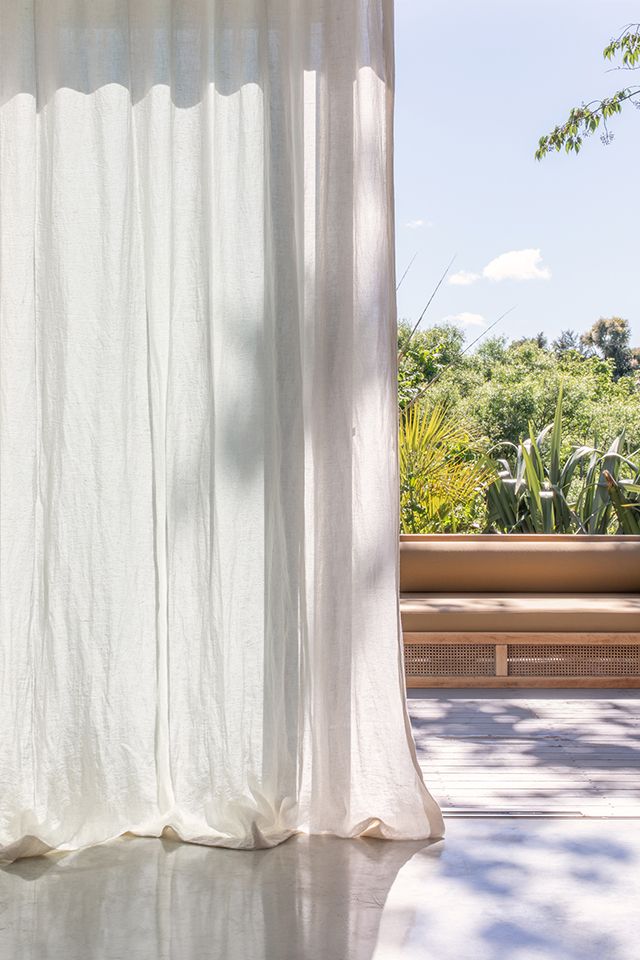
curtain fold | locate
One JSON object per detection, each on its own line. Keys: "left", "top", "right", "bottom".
{"left": 0, "top": 0, "right": 443, "bottom": 861}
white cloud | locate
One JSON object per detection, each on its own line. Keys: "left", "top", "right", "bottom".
{"left": 448, "top": 270, "right": 481, "bottom": 286}
{"left": 443, "top": 312, "right": 486, "bottom": 328}
{"left": 404, "top": 218, "right": 430, "bottom": 229}
{"left": 482, "top": 248, "right": 551, "bottom": 282}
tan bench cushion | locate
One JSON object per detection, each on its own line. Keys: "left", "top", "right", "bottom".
{"left": 400, "top": 593, "right": 640, "bottom": 634}
{"left": 400, "top": 536, "right": 640, "bottom": 594}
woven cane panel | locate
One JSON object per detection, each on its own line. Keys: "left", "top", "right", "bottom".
{"left": 508, "top": 644, "right": 640, "bottom": 677}
{"left": 404, "top": 644, "right": 495, "bottom": 677}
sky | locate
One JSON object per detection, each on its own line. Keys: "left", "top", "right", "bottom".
{"left": 394, "top": 0, "right": 640, "bottom": 347}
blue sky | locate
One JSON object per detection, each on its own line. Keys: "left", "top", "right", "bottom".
{"left": 394, "top": 0, "right": 640, "bottom": 347}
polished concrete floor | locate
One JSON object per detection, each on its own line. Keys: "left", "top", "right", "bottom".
{"left": 2, "top": 693, "right": 639, "bottom": 959}
{"left": 1, "top": 820, "right": 639, "bottom": 960}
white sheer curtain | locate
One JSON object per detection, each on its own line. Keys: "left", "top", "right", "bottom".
{"left": 0, "top": 0, "right": 443, "bottom": 861}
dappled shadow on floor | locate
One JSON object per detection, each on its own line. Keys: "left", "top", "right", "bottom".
{"left": 409, "top": 692, "right": 640, "bottom": 813}
{"left": 375, "top": 818, "right": 639, "bottom": 960}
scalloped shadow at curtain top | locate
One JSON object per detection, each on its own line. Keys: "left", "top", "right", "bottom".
{"left": 0, "top": 1, "right": 390, "bottom": 108}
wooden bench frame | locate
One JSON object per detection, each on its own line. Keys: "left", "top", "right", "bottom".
{"left": 404, "top": 631, "right": 640, "bottom": 688}
{"left": 401, "top": 534, "right": 640, "bottom": 689}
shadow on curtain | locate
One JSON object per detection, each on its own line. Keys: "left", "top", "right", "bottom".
{"left": 0, "top": 0, "right": 443, "bottom": 859}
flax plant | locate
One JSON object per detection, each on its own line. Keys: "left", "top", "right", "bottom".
{"left": 486, "top": 388, "right": 640, "bottom": 534}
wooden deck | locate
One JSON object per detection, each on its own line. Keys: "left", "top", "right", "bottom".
{"left": 409, "top": 691, "right": 640, "bottom": 817}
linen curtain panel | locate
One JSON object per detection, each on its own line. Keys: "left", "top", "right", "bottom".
{"left": 0, "top": 0, "right": 443, "bottom": 860}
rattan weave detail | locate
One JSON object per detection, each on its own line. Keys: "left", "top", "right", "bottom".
{"left": 404, "top": 643, "right": 496, "bottom": 677}
{"left": 507, "top": 644, "right": 640, "bottom": 677}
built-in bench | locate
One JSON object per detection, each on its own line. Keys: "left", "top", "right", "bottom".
{"left": 400, "top": 534, "right": 640, "bottom": 688}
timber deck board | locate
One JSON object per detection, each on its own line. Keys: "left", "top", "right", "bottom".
{"left": 409, "top": 692, "right": 640, "bottom": 816}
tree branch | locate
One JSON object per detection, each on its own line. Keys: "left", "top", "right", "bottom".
{"left": 536, "top": 24, "right": 640, "bottom": 159}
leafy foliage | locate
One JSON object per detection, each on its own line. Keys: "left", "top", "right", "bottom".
{"left": 423, "top": 321, "right": 640, "bottom": 455}
{"left": 399, "top": 404, "right": 492, "bottom": 533}
{"left": 581, "top": 316, "right": 637, "bottom": 379}
{"left": 604, "top": 469, "right": 640, "bottom": 534}
{"left": 398, "top": 321, "right": 464, "bottom": 409}
{"left": 553, "top": 329, "right": 587, "bottom": 357}
{"left": 397, "top": 320, "right": 640, "bottom": 534}
{"left": 486, "top": 389, "right": 640, "bottom": 534}
{"left": 536, "top": 24, "right": 640, "bottom": 159}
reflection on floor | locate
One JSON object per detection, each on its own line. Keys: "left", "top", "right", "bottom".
{"left": 409, "top": 690, "right": 640, "bottom": 816}
{"left": 1, "top": 821, "right": 638, "bottom": 960}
